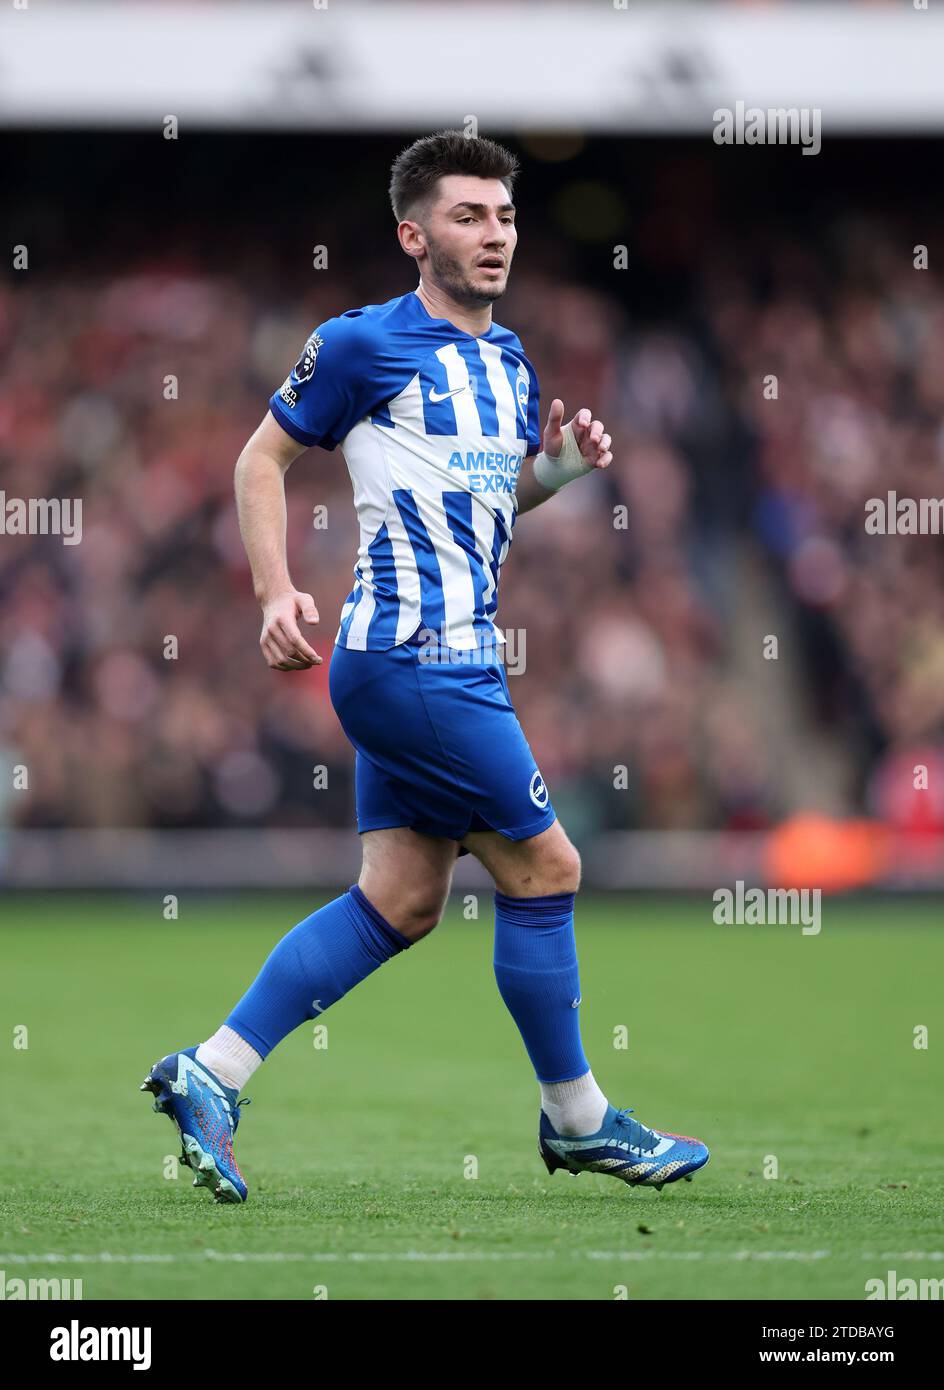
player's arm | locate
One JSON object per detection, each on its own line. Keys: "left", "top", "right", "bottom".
{"left": 234, "top": 410, "right": 323, "bottom": 671}
{"left": 515, "top": 399, "right": 613, "bottom": 515}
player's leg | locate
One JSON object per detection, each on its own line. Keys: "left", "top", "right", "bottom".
{"left": 142, "top": 827, "right": 457, "bottom": 1202}
{"left": 462, "top": 818, "right": 581, "bottom": 897}
{"left": 462, "top": 807, "right": 709, "bottom": 1189}
{"left": 208, "top": 824, "right": 458, "bottom": 1070}
{"left": 357, "top": 826, "right": 460, "bottom": 941}
{"left": 460, "top": 820, "right": 608, "bottom": 1132}
{"left": 142, "top": 629, "right": 474, "bottom": 1202}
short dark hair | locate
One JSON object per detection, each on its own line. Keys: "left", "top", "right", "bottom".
{"left": 388, "top": 130, "right": 519, "bottom": 224}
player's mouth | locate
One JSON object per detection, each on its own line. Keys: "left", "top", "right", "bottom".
{"left": 477, "top": 258, "right": 505, "bottom": 273}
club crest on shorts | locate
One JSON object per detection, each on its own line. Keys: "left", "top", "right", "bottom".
{"left": 529, "top": 770, "right": 548, "bottom": 809}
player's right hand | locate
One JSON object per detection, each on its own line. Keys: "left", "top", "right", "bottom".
{"left": 259, "top": 590, "right": 322, "bottom": 670}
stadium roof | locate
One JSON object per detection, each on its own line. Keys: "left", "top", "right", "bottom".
{"left": 0, "top": 3, "right": 941, "bottom": 133}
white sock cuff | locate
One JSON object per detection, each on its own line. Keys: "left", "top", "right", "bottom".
{"left": 539, "top": 1069, "right": 609, "bottom": 1136}
{"left": 542, "top": 1070, "right": 597, "bottom": 1102}
{"left": 196, "top": 1026, "right": 263, "bottom": 1093}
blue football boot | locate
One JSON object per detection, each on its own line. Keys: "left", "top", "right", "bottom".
{"left": 539, "top": 1103, "right": 708, "bottom": 1191}
{"left": 140, "top": 1046, "right": 250, "bottom": 1204}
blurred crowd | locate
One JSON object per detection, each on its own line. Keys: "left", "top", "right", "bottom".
{"left": 719, "top": 220, "right": 944, "bottom": 834}
{"left": 2, "top": 172, "right": 943, "bottom": 839}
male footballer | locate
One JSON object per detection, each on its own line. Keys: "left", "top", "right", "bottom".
{"left": 141, "top": 131, "right": 709, "bottom": 1202}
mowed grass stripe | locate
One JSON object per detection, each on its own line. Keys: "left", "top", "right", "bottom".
{"left": 1, "top": 893, "right": 942, "bottom": 1299}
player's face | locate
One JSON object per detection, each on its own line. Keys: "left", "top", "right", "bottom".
{"left": 420, "top": 175, "right": 517, "bottom": 307}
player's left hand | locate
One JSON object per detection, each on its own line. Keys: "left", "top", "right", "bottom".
{"left": 543, "top": 399, "right": 612, "bottom": 471}
{"left": 567, "top": 405, "right": 612, "bottom": 471}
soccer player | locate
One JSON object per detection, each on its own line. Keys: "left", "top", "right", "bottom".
{"left": 141, "top": 132, "right": 709, "bottom": 1203}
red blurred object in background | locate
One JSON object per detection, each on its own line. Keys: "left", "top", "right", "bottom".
{"left": 764, "top": 813, "right": 891, "bottom": 893}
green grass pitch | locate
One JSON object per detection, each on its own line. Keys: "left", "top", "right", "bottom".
{"left": 1, "top": 893, "right": 942, "bottom": 1301}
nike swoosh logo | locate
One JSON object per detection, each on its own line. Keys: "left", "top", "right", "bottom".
{"left": 428, "top": 385, "right": 467, "bottom": 403}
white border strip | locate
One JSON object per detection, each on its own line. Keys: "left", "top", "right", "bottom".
{"left": 1, "top": 4, "right": 943, "bottom": 132}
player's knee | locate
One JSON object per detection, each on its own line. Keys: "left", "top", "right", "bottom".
{"left": 392, "top": 884, "right": 450, "bottom": 942}
{"left": 500, "top": 838, "right": 580, "bottom": 897}
{"left": 400, "top": 904, "right": 442, "bottom": 941}
{"left": 544, "top": 840, "right": 581, "bottom": 895}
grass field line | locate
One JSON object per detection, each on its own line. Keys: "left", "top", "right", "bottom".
{"left": 2, "top": 1250, "right": 943, "bottom": 1265}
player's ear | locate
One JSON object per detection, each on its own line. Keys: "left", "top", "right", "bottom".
{"left": 397, "top": 220, "right": 425, "bottom": 259}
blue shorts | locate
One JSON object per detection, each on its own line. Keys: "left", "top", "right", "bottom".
{"left": 328, "top": 633, "right": 556, "bottom": 844}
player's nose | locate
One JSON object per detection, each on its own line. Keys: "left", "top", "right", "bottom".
{"left": 482, "top": 217, "right": 510, "bottom": 243}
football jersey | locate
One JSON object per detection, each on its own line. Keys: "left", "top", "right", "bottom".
{"left": 268, "top": 291, "right": 541, "bottom": 651}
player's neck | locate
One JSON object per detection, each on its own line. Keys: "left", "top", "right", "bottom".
{"left": 414, "top": 281, "right": 492, "bottom": 339}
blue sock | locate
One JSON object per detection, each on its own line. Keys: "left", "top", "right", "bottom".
{"left": 225, "top": 884, "right": 410, "bottom": 1057}
{"left": 492, "top": 891, "right": 589, "bottom": 1084}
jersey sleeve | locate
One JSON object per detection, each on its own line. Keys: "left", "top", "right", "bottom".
{"left": 525, "top": 358, "right": 541, "bottom": 456}
{"left": 268, "top": 314, "right": 373, "bottom": 451}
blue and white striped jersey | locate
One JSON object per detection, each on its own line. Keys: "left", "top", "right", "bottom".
{"left": 268, "top": 291, "right": 541, "bottom": 651}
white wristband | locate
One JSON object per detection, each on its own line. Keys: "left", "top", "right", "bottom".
{"left": 532, "top": 422, "right": 594, "bottom": 492}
